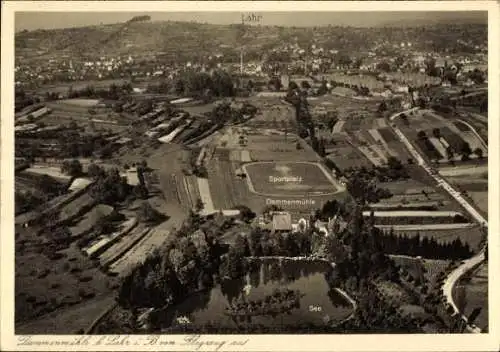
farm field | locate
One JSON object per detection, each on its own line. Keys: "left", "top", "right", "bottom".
{"left": 446, "top": 175, "right": 488, "bottom": 216}
{"left": 326, "top": 135, "right": 373, "bottom": 170}
{"left": 243, "top": 161, "right": 339, "bottom": 196}
{"left": 390, "top": 255, "right": 451, "bottom": 288}
{"left": 34, "top": 79, "right": 129, "bottom": 95}
{"left": 58, "top": 193, "right": 97, "bottom": 223}
{"left": 16, "top": 293, "right": 116, "bottom": 334}
{"left": 439, "top": 164, "right": 488, "bottom": 177}
{"left": 458, "top": 114, "right": 488, "bottom": 143}
{"left": 247, "top": 135, "right": 318, "bottom": 162}
{"left": 379, "top": 180, "right": 438, "bottom": 196}
{"left": 453, "top": 263, "right": 488, "bottom": 332}
{"left": 69, "top": 204, "right": 114, "bottom": 239}
{"left": 58, "top": 98, "right": 101, "bottom": 107}
{"left": 41, "top": 100, "right": 129, "bottom": 133}
{"left": 204, "top": 147, "right": 252, "bottom": 209}
{"left": 108, "top": 226, "right": 169, "bottom": 277}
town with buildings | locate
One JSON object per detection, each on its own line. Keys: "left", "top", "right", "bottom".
{"left": 12, "top": 12, "right": 489, "bottom": 336}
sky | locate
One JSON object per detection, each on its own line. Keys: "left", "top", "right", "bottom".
{"left": 15, "top": 11, "right": 487, "bottom": 32}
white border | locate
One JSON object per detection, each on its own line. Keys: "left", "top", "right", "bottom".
{"left": 1, "top": 2, "right": 499, "bottom": 351}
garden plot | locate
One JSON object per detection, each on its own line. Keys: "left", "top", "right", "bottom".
{"left": 428, "top": 137, "right": 448, "bottom": 160}
{"left": 327, "top": 146, "right": 372, "bottom": 170}
{"left": 439, "top": 127, "right": 467, "bottom": 153}
{"left": 454, "top": 121, "right": 471, "bottom": 132}
{"left": 375, "top": 118, "right": 388, "bottom": 129}
{"left": 351, "top": 131, "right": 387, "bottom": 166}
{"left": 380, "top": 180, "right": 436, "bottom": 195}
{"left": 460, "top": 132, "right": 487, "bottom": 157}
{"left": 368, "top": 129, "right": 399, "bottom": 158}
{"left": 378, "top": 128, "right": 398, "bottom": 143}
{"left": 414, "top": 136, "right": 442, "bottom": 161}
{"left": 356, "top": 146, "right": 386, "bottom": 166}
{"left": 420, "top": 110, "right": 447, "bottom": 125}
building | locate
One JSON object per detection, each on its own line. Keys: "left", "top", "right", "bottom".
{"left": 271, "top": 212, "right": 292, "bottom": 233}
{"left": 281, "top": 74, "right": 290, "bottom": 91}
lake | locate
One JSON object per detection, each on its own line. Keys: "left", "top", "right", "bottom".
{"left": 154, "top": 258, "right": 353, "bottom": 333}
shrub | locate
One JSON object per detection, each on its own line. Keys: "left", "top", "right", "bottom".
{"left": 70, "top": 267, "right": 83, "bottom": 274}
{"left": 78, "top": 276, "right": 93, "bottom": 283}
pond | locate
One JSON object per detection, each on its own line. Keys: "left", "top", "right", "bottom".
{"left": 152, "top": 258, "right": 353, "bottom": 333}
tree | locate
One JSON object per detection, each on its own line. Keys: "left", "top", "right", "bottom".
{"left": 334, "top": 52, "right": 352, "bottom": 67}
{"left": 288, "top": 81, "right": 299, "bottom": 91}
{"left": 211, "top": 70, "right": 235, "bottom": 97}
{"left": 61, "top": 159, "right": 83, "bottom": 177}
{"left": 395, "top": 56, "right": 405, "bottom": 68}
{"left": 432, "top": 128, "right": 441, "bottom": 139}
{"left": 376, "top": 61, "right": 391, "bottom": 73}
{"left": 268, "top": 77, "right": 282, "bottom": 92}
{"left": 417, "top": 131, "right": 427, "bottom": 140}
{"left": 90, "top": 168, "right": 129, "bottom": 205}
{"left": 87, "top": 163, "right": 105, "bottom": 179}
{"left": 446, "top": 146, "right": 455, "bottom": 161}
{"left": 136, "top": 202, "right": 164, "bottom": 224}
{"left": 133, "top": 184, "right": 149, "bottom": 199}
{"left": 460, "top": 142, "right": 472, "bottom": 161}
{"left": 233, "top": 205, "right": 255, "bottom": 223}
{"left": 195, "top": 198, "right": 204, "bottom": 213}
{"left": 474, "top": 147, "right": 484, "bottom": 159}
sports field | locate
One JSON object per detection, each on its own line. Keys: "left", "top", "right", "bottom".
{"left": 242, "top": 161, "right": 341, "bottom": 196}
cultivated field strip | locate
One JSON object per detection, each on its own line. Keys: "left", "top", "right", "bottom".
{"left": 184, "top": 175, "right": 201, "bottom": 208}
{"left": 83, "top": 218, "right": 138, "bottom": 258}
{"left": 197, "top": 178, "right": 215, "bottom": 213}
{"left": 461, "top": 132, "right": 487, "bottom": 156}
{"left": 108, "top": 227, "right": 168, "bottom": 277}
{"left": 159, "top": 173, "right": 182, "bottom": 205}
{"left": 368, "top": 129, "right": 399, "bottom": 158}
{"left": 428, "top": 137, "right": 448, "bottom": 160}
{"left": 332, "top": 120, "right": 345, "bottom": 134}
{"left": 176, "top": 173, "right": 196, "bottom": 211}
{"left": 100, "top": 227, "right": 151, "bottom": 269}
{"left": 208, "top": 158, "right": 248, "bottom": 210}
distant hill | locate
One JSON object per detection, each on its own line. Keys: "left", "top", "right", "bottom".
{"left": 15, "top": 19, "right": 487, "bottom": 62}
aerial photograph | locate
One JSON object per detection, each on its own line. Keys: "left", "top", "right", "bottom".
{"left": 13, "top": 11, "right": 488, "bottom": 335}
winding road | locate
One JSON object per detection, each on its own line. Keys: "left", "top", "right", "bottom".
{"left": 389, "top": 108, "right": 487, "bottom": 333}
